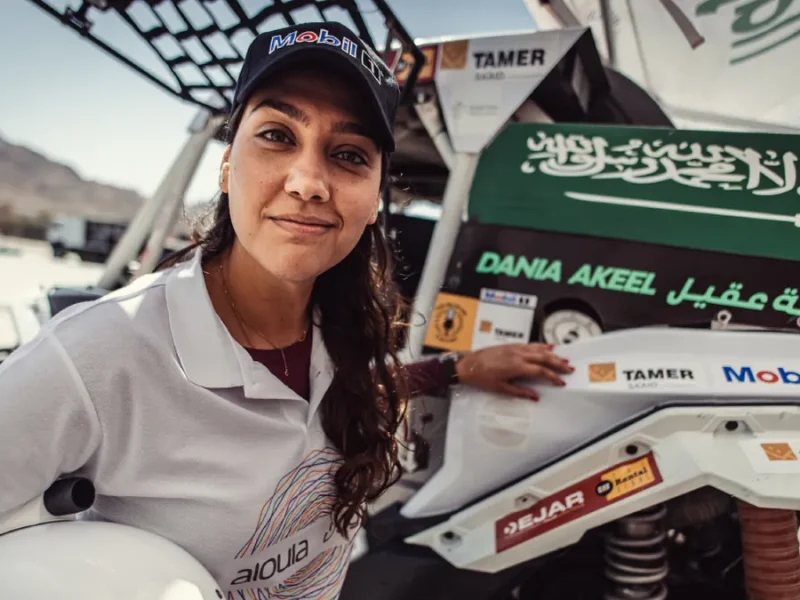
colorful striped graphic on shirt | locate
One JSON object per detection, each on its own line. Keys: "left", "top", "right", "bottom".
{"left": 228, "top": 447, "right": 352, "bottom": 600}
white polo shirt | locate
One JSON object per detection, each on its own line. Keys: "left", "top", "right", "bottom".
{"left": 0, "top": 249, "right": 357, "bottom": 598}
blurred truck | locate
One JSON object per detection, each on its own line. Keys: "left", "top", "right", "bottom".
{"left": 46, "top": 215, "right": 127, "bottom": 263}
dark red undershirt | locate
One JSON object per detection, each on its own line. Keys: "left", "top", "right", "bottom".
{"left": 245, "top": 333, "right": 449, "bottom": 401}
{"left": 246, "top": 334, "right": 314, "bottom": 400}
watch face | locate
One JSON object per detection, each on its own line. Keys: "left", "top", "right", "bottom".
{"left": 540, "top": 309, "right": 602, "bottom": 345}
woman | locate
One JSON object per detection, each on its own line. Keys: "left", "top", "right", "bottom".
{"left": 0, "top": 22, "right": 570, "bottom": 599}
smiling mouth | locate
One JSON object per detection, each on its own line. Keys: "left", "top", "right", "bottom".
{"left": 268, "top": 215, "right": 335, "bottom": 235}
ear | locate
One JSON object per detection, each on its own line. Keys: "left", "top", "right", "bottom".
{"left": 367, "top": 196, "right": 380, "bottom": 225}
{"left": 219, "top": 145, "right": 232, "bottom": 194}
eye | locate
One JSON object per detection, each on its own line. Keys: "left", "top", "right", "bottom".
{"left": 258, "top": 129, "right": 293, "bottom": 144}
{"left": 334, "top": 150, "right": 367, "bottom": 166}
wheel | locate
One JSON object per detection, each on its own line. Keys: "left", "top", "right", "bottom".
{"left": 540, "top": 308, "right": 603, "bottom": 345}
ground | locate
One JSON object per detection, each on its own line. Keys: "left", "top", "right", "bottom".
{"left": 0, "top": 235, "right": 103, "bottom": 348}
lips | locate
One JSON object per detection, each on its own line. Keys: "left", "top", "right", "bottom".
{"left": 268, "top": 214, "right": 335, "bottom": 236}
{"left": 270, "top": 213, "right": 335, "bottom": 227}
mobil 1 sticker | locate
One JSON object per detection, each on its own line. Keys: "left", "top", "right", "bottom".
{"left": 717, "top": 364, "right": 800, "bottom": 393}
{"left": 472, "top": 288, "right": 537, "bottom": 351}
{"left": 479, "top": 288, "right": 537, "bottom": 308}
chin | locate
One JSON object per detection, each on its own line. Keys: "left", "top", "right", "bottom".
{"left": 246, "top": 234, "right": 359, "bottom": 284}
{"left": 257, "top": 255, "right": 337, "bottom": 284}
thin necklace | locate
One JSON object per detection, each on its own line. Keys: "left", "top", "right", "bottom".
{"left": 218, "top": 263, "right": 308, "bottom": 377}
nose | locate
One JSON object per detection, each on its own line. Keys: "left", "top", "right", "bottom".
{"left": 284, "top": 148, "right": 330, "bottom": 203}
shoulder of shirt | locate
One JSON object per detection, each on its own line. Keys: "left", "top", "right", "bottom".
{"left": 42, "top": 267, "right": 174, "bottom": 342}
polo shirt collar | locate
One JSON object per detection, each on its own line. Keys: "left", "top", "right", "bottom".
{"left": 165, "top": 249, "right": 334, "bottom": 413}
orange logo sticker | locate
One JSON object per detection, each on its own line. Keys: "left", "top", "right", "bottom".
{"left": 388, "top": 45, "right": 438, "bottom": 84}
{"left": 761, "top": 443, "right": 798, "bottom": 461}
{"left": 423, "top": 293, "right": 479, "bottom": 352}
{"left": 599, "top": 456, "right": 657, "bottom": 501}
{"left": 440, "top": 40, "right": 469, "bottom": 70}
{"left": 589, "top": 363, "right": 617, "bottom": 383}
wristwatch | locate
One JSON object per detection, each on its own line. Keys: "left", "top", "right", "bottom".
{"left": 439, "top": 352, "right": 463, "bottom": 386}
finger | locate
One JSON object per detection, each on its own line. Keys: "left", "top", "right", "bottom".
{"left": 515, "top": 342, "right": 555, "bottom": 354}
{"left": 498, "top": 381, "right": 539, "bottom": 402}
{"left": 521, "top": 349, "right": 574, "bottom": 374}
{"left": 516, "top": 362, "right": 567, "bottom": 387}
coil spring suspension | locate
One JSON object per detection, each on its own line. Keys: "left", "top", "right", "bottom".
{"left": 738, "top": 500, "right": 800, "bottom": 600}
{"left": 604, "top": 504, "right": 669, "bottom": 600}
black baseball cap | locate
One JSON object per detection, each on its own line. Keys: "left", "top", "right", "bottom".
{"left": 233, "top": 22, "right": 400, "bottom": 152}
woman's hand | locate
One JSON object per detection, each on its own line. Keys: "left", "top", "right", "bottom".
{"left": 454, "top": 343, "right": 573, "bottom": 401}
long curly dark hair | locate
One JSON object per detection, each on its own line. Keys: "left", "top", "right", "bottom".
{"left": 159, "top": 105, "right": 408, "bottom": 538}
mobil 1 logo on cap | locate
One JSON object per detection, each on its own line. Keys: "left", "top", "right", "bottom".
{"left": 268, "top": 28, "right": 386, "bottom": 85}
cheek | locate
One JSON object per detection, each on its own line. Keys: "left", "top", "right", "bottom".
{"left": 228, "top": 160, "right": 282, "bottom": 234}
{"left": 335, "top": 179, "right": 379, "bottom": 226}
{"left": 227, "top": 194, "right": 253, "bottom": 243}
{"left": 336, "top": 204, "right": 374, "bottom": 249}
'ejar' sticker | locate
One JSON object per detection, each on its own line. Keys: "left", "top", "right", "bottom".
{"left": 495, "top": 452, "right": 663, "bottom": 553}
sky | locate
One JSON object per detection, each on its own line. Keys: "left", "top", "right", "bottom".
{"left": 0, "top": 0, "right": 536, "bottom": 207}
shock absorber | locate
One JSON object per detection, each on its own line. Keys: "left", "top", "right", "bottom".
{"left": 604, "top": 504, "right": 669, "bottom": 600}
{"left": 737, "top": 500, "right": 800, "bottom": 600}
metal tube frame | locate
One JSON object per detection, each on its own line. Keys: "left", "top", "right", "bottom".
{"left": 401, "top": 152, "right": 480, "bottom": 361}
{"left": 25, "top": 0, "right": 426, "bottom": 115}
{"left": 599, "top": 0, "right": 617, "bottom": 68}
{"left": 97, "top": 109, "right": 223, "bottom": 289}
{"left": 136, "top": 113, "right": 227, "bottom": 277}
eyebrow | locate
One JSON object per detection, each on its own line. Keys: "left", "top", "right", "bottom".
{"left": 332, "top": 120, "right": 375, "bottom": 142}
{"left": 250, "top": 98, "right": 310, "bottom": 126}
{"left": 251, "top": 97, "right": 378, "bottom": 146}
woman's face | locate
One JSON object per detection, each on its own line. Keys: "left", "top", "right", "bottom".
{"left": 220, "top": 65, "right": 383, "bottom": 284}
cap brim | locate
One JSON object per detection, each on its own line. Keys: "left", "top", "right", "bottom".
{"left": 235, "top": 44, "right": 395, "bottom": 152}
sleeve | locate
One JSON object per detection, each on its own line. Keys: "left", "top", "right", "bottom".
{"left": 0, "top": 329, "right": 102, "bottom": 516}
{"left": 406, "top": 357, "right": 451, "bottom": 398}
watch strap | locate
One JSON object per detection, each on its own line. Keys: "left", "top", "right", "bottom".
{"left": 439, "top": 353, "right": 462, "bottom": 386}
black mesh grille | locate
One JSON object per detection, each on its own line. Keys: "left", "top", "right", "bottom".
{"left": 27, "top": 0, "right": 424, "bottom": 114}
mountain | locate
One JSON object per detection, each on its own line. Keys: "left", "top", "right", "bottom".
{"left": 0, "top": 134, "right": 145, "bottom": 223}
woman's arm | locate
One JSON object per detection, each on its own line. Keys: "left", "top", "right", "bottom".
{"left": 0, "top": 329, "right": 101, "bottom": 517}
{"left": 405, "top": 343, "right": 574, "bottom": 401}
{"left": 406, "top": 357, "right": 452, "bottom": 398}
